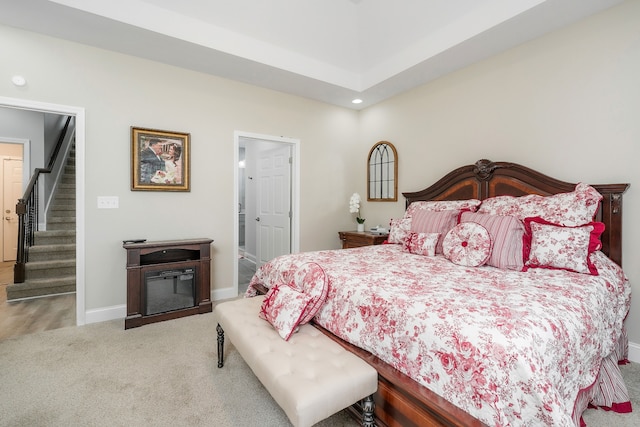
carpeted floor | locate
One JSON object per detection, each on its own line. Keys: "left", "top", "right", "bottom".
{"left": 0, "top": 308, "right": 638, "bottom": 426}
{"left": 0, "top": 310, "right": 356, "bottom": 427}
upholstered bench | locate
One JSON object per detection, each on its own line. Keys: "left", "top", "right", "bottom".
{"left": 215, "top": 296, "right": 378, "bottom": 427}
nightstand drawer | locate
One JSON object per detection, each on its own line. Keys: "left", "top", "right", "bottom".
{"left": 338, "top": 231, "right": 387, "bottom": 249}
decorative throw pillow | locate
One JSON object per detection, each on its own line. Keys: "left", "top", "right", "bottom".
{"left": 522, "top": 217, "right": 605, "bottom": 275}
{"left": 405, "top": 199, "right": 482, "bottom": 218}
{"left": 410, "top": 210, "right": 459, "bottom": 254}
{"left": 388, "top": 218, "right": 412, "bottom": 244}
{"left": 290, "top": 262, "right": 328, "bottom": 324}
{"left": 259, "top": 283, "right": 314, "bottom": 341}
{"left": 459, "top": 212, "right": 525, "bottom": 270}
{"left": 442, "top": 222, "right": 492, "bottom": 267}
{"left": 477, "top": 183, "right": 602, "bottom": 226}
{"left": 403, "top": 232, "right": 440, "bottom": 256}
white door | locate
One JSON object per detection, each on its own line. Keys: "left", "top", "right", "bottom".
{"left": 256, "top": 145, "right": 291, "bottom": 267}
{"left": 3, "top": 158, "right": 22, "bottom": 261}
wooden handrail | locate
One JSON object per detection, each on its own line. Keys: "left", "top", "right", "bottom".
{"left": 14, "top": 116, "right": 72, "bottom": 283}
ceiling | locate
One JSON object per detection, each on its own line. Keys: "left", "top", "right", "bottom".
{"left": 0, "top": 0, "right": 624, "bottom": 109}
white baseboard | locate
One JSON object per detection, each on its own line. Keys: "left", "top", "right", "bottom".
{"left": 212, "top": 287, "right": 239, "bottom": 301}
{"left": 628, "top": 341, "right": 640, "bottom": 363}
{"left": 82, "top": 291, "right": 239, "bottom": 325}
{"left": 84, "top": 304, "right": 126, "bottom": 324}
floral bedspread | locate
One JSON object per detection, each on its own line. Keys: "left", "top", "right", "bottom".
{"left": 246, "top": 245, "right": 631, "bottom": 426}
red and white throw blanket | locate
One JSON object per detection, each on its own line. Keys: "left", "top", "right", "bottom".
{"left": 247, "top": 244, "right": 631, "bottom": 426}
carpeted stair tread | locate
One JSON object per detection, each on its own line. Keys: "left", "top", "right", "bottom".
{"left": 5, "top": 276, "right": 75, "bottom": 299}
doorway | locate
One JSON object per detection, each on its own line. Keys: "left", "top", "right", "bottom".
{"left": 234, "top": 131, "right": 300, "bottom": 297}
{"left": 0, "top": 96, "right": 85, "bottom": 326}
{"left": 0, "top": 143, "right": 24, "bottom": 261}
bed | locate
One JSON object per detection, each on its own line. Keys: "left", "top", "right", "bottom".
{"left": 246, "top": 159, "right": 631, "bottom": 427}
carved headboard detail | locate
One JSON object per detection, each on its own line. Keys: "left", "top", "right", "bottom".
{"left": 403, "top": 159, "right": 629, "bottom": 266}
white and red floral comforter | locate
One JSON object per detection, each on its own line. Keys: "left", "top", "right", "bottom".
{"left": 246, "top": 244, "right": 631, "bottom": 426}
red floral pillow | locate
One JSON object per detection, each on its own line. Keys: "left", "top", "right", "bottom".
{"left": 290, "top": 262, "right": 328, "bottom": 324}
{"left": 522, "top": 217, "right": 605, "bottom": 275}
{"left": 442, "top": 222, "right": 492, "bottom": 267}
{"left": 259, "top": 283, "right": 313, "bottom": 341}
{"left": 410, "top": 210, "right": 459, "bottom": 254}
{"left": 405, "top": 199, "right": 482, "bottom": 218}
{"left": 388, "top": 218, "right": 412, "bottom": 244}
{"left": 477, "top": 183, "right": 602, "bottom": 226}
{"left": 403, "top": 232, "right": 440, "bottom": 256}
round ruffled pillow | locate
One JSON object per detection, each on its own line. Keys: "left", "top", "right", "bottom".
{"left": 442, "top": 222, "right": 492, "bottom": 267}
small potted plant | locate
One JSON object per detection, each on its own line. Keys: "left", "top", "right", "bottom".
{"left": 349, "top": 192, "right": 365, "bottom": 231}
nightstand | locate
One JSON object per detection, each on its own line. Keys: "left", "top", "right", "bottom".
{"left": 338, "top": 231, "right": 388, "bottom": 249}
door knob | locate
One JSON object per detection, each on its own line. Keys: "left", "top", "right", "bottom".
{"left": 255, "top": 217, "right": 260, "bottom": 222}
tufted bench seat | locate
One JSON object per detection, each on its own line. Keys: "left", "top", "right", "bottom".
{"left": 215, "top": 296, "right": 378, "bottom": 427}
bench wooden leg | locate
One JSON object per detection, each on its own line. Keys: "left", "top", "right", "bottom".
{"left": 216, "top": 323, "right": 225, "bottom": 368}
{"left": 362, "top": 394, "right": 375, "bottom": 427}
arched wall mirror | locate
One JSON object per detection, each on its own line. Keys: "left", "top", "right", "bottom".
{"left": 367, "top": 141, "right": 398, "bottom": 202}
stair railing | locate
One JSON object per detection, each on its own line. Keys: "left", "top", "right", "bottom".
{"left": 14, "top": 116, "right": 73, "bottom": 283}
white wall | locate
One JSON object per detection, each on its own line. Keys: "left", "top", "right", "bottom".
{"left": 359, "top": 1, "right": 640, "bottom": 348}
{"left": 0, "top": 24, "right": 359, "bottom": 317}
{"left": 0, "top": 1, "right": 638, "bottom": 353}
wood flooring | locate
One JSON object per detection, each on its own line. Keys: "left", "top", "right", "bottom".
{"left": 0, "top": 261, "right": 76, "bottom": 340}
{"left": 0, "top": 255, "right": 255, "bottom": 340}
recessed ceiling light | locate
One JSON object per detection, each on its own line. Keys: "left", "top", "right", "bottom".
{"left": 351, "top": 98, "right": 363, "bottom": 104}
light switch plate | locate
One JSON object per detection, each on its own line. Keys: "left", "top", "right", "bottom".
{"left": 97, "top": 196, "right": 119, "bottom": 209}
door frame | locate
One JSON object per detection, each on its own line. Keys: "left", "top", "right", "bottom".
{"left": 0, "top": 96, "right": 85, "bottom": 325}
{"left": 224, "top": 130, "right": 300, "bottom": 300}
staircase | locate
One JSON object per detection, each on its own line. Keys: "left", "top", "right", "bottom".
{"left": 6, "top": 148, "right": 76, "bottom": 300}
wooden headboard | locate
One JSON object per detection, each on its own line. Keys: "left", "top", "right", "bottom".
{"left": 403, "top": 159, "right": 629, "bottom": 266}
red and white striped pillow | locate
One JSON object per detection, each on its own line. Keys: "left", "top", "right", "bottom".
{"left": 459, "top": 212, "right": 525, "bottom": 270}
{"left": 410, "top": 210, "right": 458, "bottom": 254}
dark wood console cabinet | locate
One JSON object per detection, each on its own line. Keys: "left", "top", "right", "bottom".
{"left": 123, "top": 238, "right": 213, "bottom": 329}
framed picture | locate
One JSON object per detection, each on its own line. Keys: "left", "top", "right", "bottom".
{"left": 131, "top": 127, "right": 190, "bottom": 192}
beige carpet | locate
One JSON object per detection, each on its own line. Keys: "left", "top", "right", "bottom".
{"left": 0, "top": 310, "right": 638, "bottom": 427}
{"left": 0, "top": 310, "right": 356, "bottom": 427}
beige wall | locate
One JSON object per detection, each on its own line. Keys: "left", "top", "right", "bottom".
{"left": 0, "top": 24, "right": 360, "bottom": 315}
{"left": 1, "top": 1, "right": 639, "bottom": 345}
{"left": 359, "top": 0, "right": 640, "bottom": 345}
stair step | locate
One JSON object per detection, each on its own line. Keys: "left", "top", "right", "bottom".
{"left": 54, "top": 193, "right": 75, "bottom": 200}
{"left": 25, "top": 259, "right": 75, "bottom": 280}
{"left": 34, "top": 230, "right": 76, "bottom": 245}
{"left": 47, "top": 221, "right": 75, "bottom": 231}
{"left": 6, "top": 276, "right": 76, "bottom": 300}
{"left": 49, "top": 209, "right": 76, "bottom": 218}
{"left": 29, "top": 244, "right": 76, "bottom": 261}
{"left": 51, "top": 204, "right": 75, "bottom": 211}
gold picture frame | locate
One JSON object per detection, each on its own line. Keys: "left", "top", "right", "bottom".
{"left": 131, "top": 127, "right": 190, "bottom": 192}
